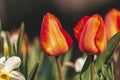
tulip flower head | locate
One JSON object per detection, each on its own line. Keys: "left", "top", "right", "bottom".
{"left": 105, "top": 8, "right": 120, "bottom": 40}
{"left": 40, "top": 12, "right": 73, "bottom": 56}
{"left": 74, "top": 14, "right": 107, "bottom": 55}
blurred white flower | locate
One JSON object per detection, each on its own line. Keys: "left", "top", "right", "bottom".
{"left": 75, "top": 56, "right": 87, "bottom": 72}
{"left": 10, "top": 30, "right": 27, "bottom": 55}
{"left": 0, "top": 56, "right": 5, "bottom": 64}
{"left": 1, "top": 31, "right": 9, "bottom": 55}
{"left": 0, "top": 56, "right": 25, "bottom": 80}
{"left": 75, "top": 55, "right": 97, "bottom": 72}
{"left": 94, "top": 55, "right": 97, "bottom": 61}
{"left": 10, "top": 33, "right": 18, "bottom": 50}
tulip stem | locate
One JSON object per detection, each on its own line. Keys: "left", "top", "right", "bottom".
{"left": 91, "top": 55, "right": 94, "bottom": 80}
{"left": 55, "top": 56, "right": 64, "bottom": 80}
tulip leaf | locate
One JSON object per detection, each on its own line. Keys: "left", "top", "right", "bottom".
{"left": 62, "top": 49, "right": 73, "bottom": 79}
{"left": 17, "top": 22, "right": 24, "bottom": 58}
{"left": 95, "top": 32, "right": 120, "bottom": 76}
{"left": 17, "top": 22, "right": 24, "bottom": 73}
{"left": 100, "top": 61, "right": 114, "bottom": 80}
{"left": 0, "top": 37, "right": 4, "bottom": 57}
{"left": 6, "top": 33, "right": 11, "bottom": 57}
{"left": 80, "top": 55, "right": 93, "bottom": 80}
{"left": 22, "top": 39, "right": 28, "bottom": 78}
{"left": 27, "top": 61, "right": 39, "bottom": 80}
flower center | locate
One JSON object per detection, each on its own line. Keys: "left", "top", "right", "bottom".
{"left": 0, "top": 72, "right": 10, "bottom": 80}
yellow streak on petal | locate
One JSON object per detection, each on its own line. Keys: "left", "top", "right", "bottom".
{"left": 46, "top": 17, "right": 69, "bottom": 55}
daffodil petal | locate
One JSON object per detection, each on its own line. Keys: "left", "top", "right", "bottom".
{"left": 75, "top": 56, "right": 87, "bottom": 72}
{"left": 0, "top": 63, "right": 5, "bottom": 69}
{"left": 0, "top": 57, "right": 6, "bottom": 71}
{"left": 0, "top": 56, "right": 6, "bottom": 64}
{"left": 9, "top": 71, "right": 25, "bottom": 80}
{"left": 3, "top": 56, "right": 21, "bottom": 73}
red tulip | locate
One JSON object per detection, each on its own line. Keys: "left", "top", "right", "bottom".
{"left": 40, "top": 12, "right": 73, "bottom": 56}
{"left": 74, "top": 14, "right": 107, "bottom": 55}
{"left": 105, "top": 8, "right": 120, "bottom": 40}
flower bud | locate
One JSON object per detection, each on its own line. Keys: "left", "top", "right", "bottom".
{"left": 105, "top": 8, "right": 120, "bottom": 40}
{"left": 40, "top": 12, "right": 73, "bottom": 56}
{"left": 74, "top": 14, "right": 107, "bottom": 55}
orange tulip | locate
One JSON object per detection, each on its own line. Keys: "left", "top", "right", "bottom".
{"left": 74, "top": 14, "right": 107, "bottom": 55}
{"left": 105, "top": 8, "right": 120, "bottom": 40}
{"left": 74, "top": 16, "right": 90, "bottom": 40}
{"left": 40, "top": 12, "right": 73, "bottom": 56}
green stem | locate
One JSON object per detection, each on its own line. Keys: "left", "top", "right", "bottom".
{"left": 91, "top": 55, "right": 94, "bottom": 80}
{"left": 55, "top": 56, "right": 64, "bottom": 80}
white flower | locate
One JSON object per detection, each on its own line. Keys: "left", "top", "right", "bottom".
{"left": 0, "top": 56, "right": 25, "bottom": 80}
{"left": 10, "top": 33, "right": 19, "bottom": 50}
{"left": 75, "top": 56, "right": 87, "bottom": 72}
{"left": 1, "top": 31, "right": 9, "bottom": 55}
{"left": 75, "top": 55, "right": 97, "bottom": 72}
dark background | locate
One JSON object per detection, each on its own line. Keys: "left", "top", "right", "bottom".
{"left": 0, "top": 0, "right": 119, "bottom": 40}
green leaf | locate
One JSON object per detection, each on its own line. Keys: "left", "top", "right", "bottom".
{"left": 80, "top": 55, "right": 93, "bottom": 80}
{"left": 6, "top": 33, "right": 13, "bottom": 57}
{"left": 110, "top": 61, "right": 115, "bottom": 80}
{"left": 17, "top": 22, "right": 24, "bottom": 57}
{"left": 22, "top": 39, "right": 28, "bottom": 78}
{"left": 27, "top": 61, "right": 39, "bottom": 80}
{"left": 62, "top": 48, "right": 73, "bottom": 79}
{"left": 101, "top": 65, "right": 111, "bottom": 80}
{"left": 100, "top": 61, "right": 114, "bottom": 80}
{"left": 95, "top": 32, "right": 120, "bottom": 76}
{"left": 0, "top": 37, "right": 4, "bottom": 57}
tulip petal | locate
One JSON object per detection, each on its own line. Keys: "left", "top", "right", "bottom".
{"left": 95, "top": 16, "right": 107, "bottom": 54}
{"left": 74, "top": 16, "right": 90, "bottom": 40}
{"left": 9, "top": 71, "right": 25, "bottom": 80}
{"left": 40, "top": 12, "right": 72, "bottom": 56}
{"left": 105, "top": 8, "right": 120, "bottom": 40}
{"left": 79, "top": 15, "right": 99, "bottom": 54}
{"left": 59, "top": 24, "right": 73, "bottom": 50}
{"left": 3, "top": 56, "right": 21, "bottom": 73}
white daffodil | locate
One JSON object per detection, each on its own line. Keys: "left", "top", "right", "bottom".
{"left": 75, "top": 55, "right": 97, "bottom": 72}
{"left": 0, "top": 56, "right": 25, "bottom": 80}
{"left": 75, "top": 56, "right": 87, "bottom": 72}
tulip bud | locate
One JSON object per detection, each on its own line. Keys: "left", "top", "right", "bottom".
{"left": 40, "top": 12, "right": 73, "bottom": 56}
{"left": 105, "top": 8, "right": 120, "bottom": 40}
{"left": 74, "top": 14, "right": 107, "bottom": 55}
